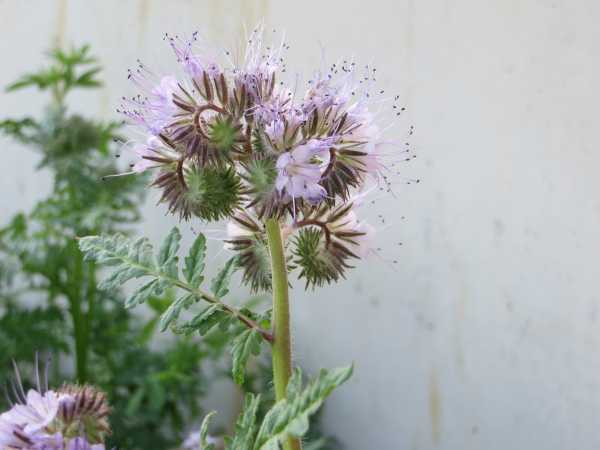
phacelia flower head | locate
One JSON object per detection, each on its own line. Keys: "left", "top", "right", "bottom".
{"left": 115, "top": 24, "right": 409, "bottom": 289}
{"left": 1, "top": 357, "right": 110, "bottom": 450}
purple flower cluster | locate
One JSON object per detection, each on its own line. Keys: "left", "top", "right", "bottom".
{"left": 0, "top": 363, "right": 109, "bottom": 450}
{"left": 117, "top": 25, "right": 404, "bottom": 288}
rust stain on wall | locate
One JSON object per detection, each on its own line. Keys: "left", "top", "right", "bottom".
{"left": 454, "top": 281, "right": 467, "bottom": 373}
{"left": 428, "top": 368, "right": 442, "bottom": 446}
{"left": 54, "top": 0, "right": 68, "bottom": 48}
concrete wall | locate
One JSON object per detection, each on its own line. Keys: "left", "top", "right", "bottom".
{"left": 1, "top": 1, "right": 599, "bottom": 449}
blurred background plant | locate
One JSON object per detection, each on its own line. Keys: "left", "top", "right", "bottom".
{"left": 0, "top": 44, "right": 210, "bottom": 450}
{"left": 0, "top": 45, "right": 341, "bottom": 450}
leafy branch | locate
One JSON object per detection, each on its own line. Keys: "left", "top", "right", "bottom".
{"left": 6, "top": 45, "right": 102, "bottom": 103}
{"left": 78, "top": 227, "right": 273, "bottom": 384}
{"left": 209, "top": 365, "right": 353, "bottom": 450}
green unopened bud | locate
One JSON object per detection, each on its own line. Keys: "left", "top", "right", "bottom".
{"left": 184, "top": 165, "right": 242, "bottom": 221}
{"left": 225, "top": 212, "right": 272, "bottom": 292}
{"left": 244, "top": 157, "right": 277, "bottom": 199}
{"left": 207, "top": 116, "right": 244, "bottom": 154}
{"left": 292, "top": 227, "right": 353, "bottom": 289}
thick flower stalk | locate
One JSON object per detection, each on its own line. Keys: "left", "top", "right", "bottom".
{"left": 0, "top": 358, "right": 110, "bottom": 450}
{"left": 107, "top": 25, "right": 405, "bottom": 450}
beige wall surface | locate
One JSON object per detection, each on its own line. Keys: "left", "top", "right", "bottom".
{"left": 1, "top": 1, "right": 600, "bottom": 449}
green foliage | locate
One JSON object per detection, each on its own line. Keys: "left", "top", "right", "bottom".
{"left": 0, "top": 301, "right": 68, "bottom": 370}
{"left": 204, "top": 366, "right": 352, "bottom": 450}
{"left": 79, "top": 227, "right": 271, "bottom": 386}
{"left": 254, "top": 366, "right": 352, "bottom": 450}
{"left": 184, "top": 233, "right": 207, "bottom": 288}
{"left": 1, "top": 43, "right": 346, "bottom": 450}
{"left": 6, "top": 45, "right": 102, "bottom": 100}
{"left": 87, "top": 298, "right": 210, "bottom": 450}
{"left": 0, "top": 45, "right": 208, "bottom": 450}
{"left": 199, "top": 411, "right": 217, "bottom": 450}
{"left": 227, "top": 394, "right": 262, "bottom": 450}
{"left": 211, "top": 255, "right": 238, "bottom": 298}
{"left": 231, "top": 329, "right": 263, "bottom": 385}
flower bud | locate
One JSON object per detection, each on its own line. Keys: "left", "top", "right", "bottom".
{"left": 207, "top": 115, "right": 244, "bottom": 156}
{"left": 183, "top": 165, "right": 243, "bottom": 221}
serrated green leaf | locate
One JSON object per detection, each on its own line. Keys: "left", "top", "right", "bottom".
{"left": 211, "top": 257, "right": 238, "bottom": 298}
{"left": 159, "top": 293, "right": 196, "bottom": 332}
{"left": 179, "top": 304, "right": 223, "bottom": 336}
{"left": 80, "top": 234, "right": 156, "bottom": 292}
{"left": 253, "top": 365, "right": 353, "bottom": 450}
{"left": 126, "top": 279, "right": 160, "bottom": 309}
{"left": 229, "top": 394, "right": 261, "bottom": 450}
{"left": 98, "top": 264, "right": 146, "bottom": 290}
{"left": 184, "top": 233, "right": 206, "bottom": 287}
{"left": 125, "top": 386, "right": 146, "bottom": 416}
{"left": 75, "top": 67, "right": 102, "bottom": 87}
{"left": 147, "top": 377, "right": 166, "bottom": 412}
{"left": 231, "top": 328, "right": 263, "bottom": 385}
{"left": 157, "top": 227, "right": 181, "bottom": 277}
{"left": 199, "top": 410, "right": 217, "bottom": 450}
{"left": 285, "top": 367, "right": 303, "bottom": 399}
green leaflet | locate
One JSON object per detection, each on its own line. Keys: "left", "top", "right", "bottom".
{"left": 175, "top": 304, "right": 223, "bottom": 336}
{"left": 156, "top": 227, "right": 181, "bottom": 277}
{"left": 79, "top": 234, "right": 155, "bottom": 291}
{"left": 214, "top": 366, "right": 352, "bottom": 450}
{"left": 231, "top": 328, "right": 263, "bottom": 385}
{"left": 199, "top": 411, "right": 217, "bottom": 450}
{"left": 228, "top": 394, "right": 261, "bottom": 450}
{"left": 159, "top": 293, "right": 196, "bottom": 332}
{"left": 126, "top": 279, "right": 166, "bottom": 309}
{"left": 253, "top": 366, "right": 354, "bottom": 450}
{"left": 79, "top": 228, "right": 189, "bottom": 314}
{"left": 184, "top": 233, "right": 206, "bottom": 288}
{"left": 211, "top": 256, "right": 238, "bottom": 297}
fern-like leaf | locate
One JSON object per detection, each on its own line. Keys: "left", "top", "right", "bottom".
{"left": 231, "top": 328, "right": 263, "bottom": 385}
{"left": 227, "top": 394, "right": 261, "bottom": 450}
{"left": 184, "top": 233, "right": 207, "bottom": 288}
{"left": 253, "top": 365, "right": 353, "bottom": 450}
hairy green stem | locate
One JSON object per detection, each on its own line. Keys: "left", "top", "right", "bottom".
{"left": 85, "top": 261, "right": 96, "bottom": 370}
{"left": 68, "top": 244, "right": 88, "bottom": 382}
{"left": 265, "top": 218, "right": 302, "bottom": 450}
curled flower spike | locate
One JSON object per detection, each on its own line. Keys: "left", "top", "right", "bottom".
{"left": 114, "top": 24, "right": 406, "bottom": 289}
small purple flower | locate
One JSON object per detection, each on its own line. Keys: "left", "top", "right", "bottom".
{"left": 234, "top": 25, "right": 286, "bottom": 102}
{"left": 1, "top": 358, "right": 110, "bottom": 450}
{"left": 4, "top": 390, "right": 62, "bottom": 434}
{"left": 167, "top": 32, "right": 220, "bottom": 79}
{"left": 0, "top": 413, "right": 28, "bottom": 448}
{"left": 129, "top": 136, "right": 180, "bottom": 173}
{"left": 67, "top": 436, "right": 105, "bottom": 450}
{"left": 303, "top": 78, "right": 349, "bottom": 115}
{"left": 275, "top": 139, "right": 331, "bottom": 203}
{"left": 31, "top": 432, "right": 65, "bottom": 450}
{"left": 120, "top": 69, "right": 179, "bottom": 135}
